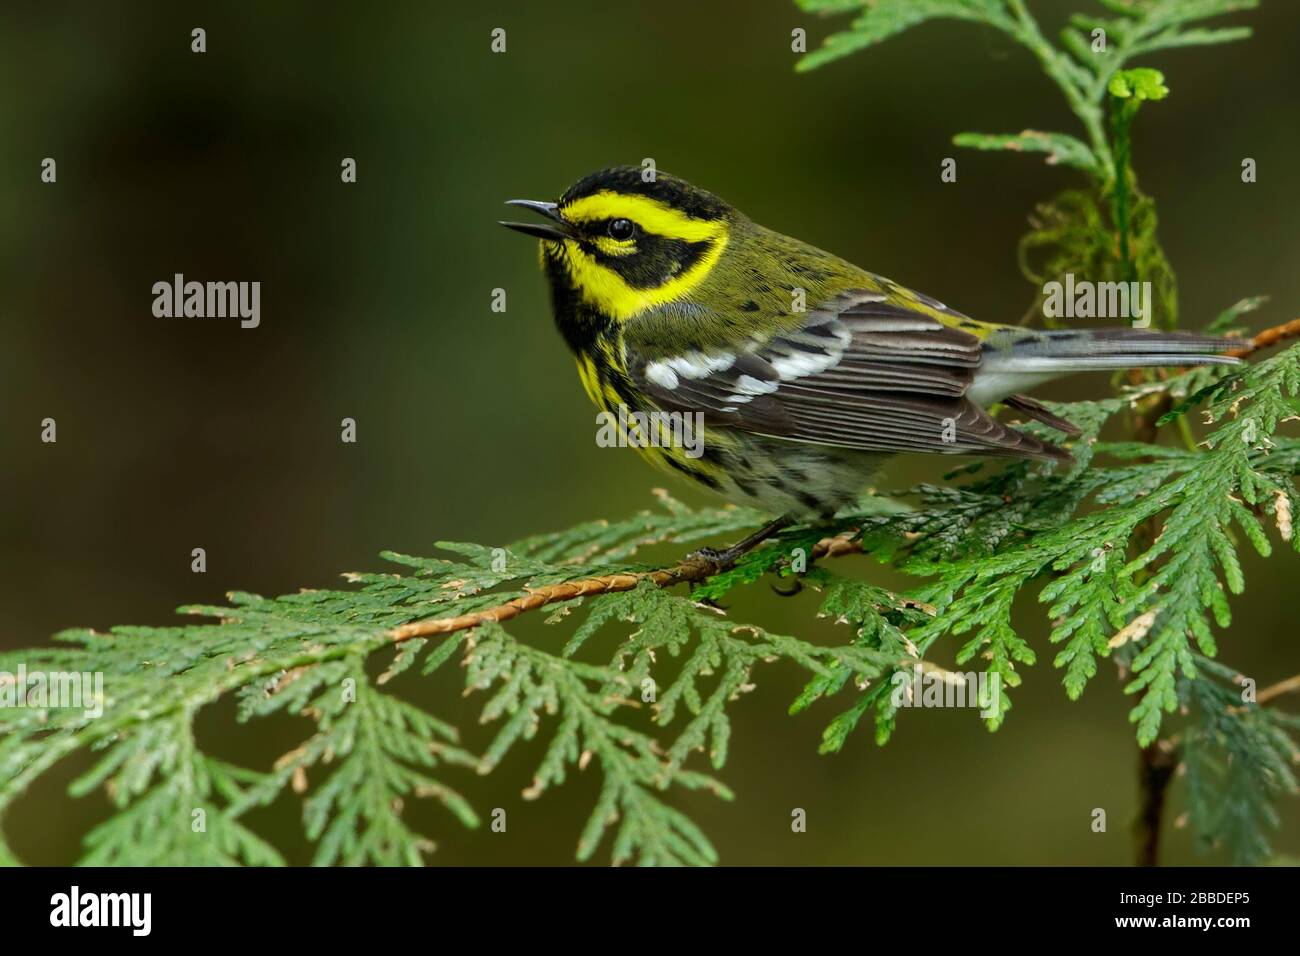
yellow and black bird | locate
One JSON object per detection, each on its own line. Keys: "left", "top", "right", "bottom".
{"left": 500, "top": 167, "right": 1238, "bottom": 560}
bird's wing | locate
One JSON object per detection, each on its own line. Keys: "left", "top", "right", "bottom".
{"left": 626, "top": 289, "right": 1072, "bottom": 462}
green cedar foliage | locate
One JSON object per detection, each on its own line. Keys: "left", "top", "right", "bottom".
{"left": 0, "top": 0, "right": 1293, "bottom": 869}
{"left": 2, "top": 345, "right": 1298, "bottom": 865}
{"left": 785, "top": 0, "right": 1296, "bottom": 865}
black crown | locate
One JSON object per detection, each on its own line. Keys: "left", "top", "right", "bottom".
{"left": 559, "top": 166, "right": 731, "bottom": 221}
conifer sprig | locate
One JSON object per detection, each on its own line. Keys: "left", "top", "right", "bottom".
{"left": 2, "top": 341, "right": 1297, "bottom": 866}
{"left": 0, "top": 0, "right": 1291, "bottom": 868}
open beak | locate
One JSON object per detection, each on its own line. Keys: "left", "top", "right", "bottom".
{"left": 498, "top": 199, "right": 575, "bottom": 241}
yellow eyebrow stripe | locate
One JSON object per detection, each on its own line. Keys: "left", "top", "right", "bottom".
{"left": 562, "top": 191, "right": 724, "bottom": 243}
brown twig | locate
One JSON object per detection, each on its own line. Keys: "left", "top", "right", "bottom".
{"left": 1227, "top": 317, "right": 1300, "bottom": 358}
{"left": 386, "top": 530, "right": 865, "bottom": 644}
{"left": 1136, "top": 738, "right": 1179, "bottom": 867}
{"left": 1256, "top": 672, "right": 1300, "bottom": 705}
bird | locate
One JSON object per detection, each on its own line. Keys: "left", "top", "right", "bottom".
{"left": 500, "top": 166, "right": 1238, "bottom": 563}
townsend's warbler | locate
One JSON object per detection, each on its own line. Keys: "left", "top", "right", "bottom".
{"left": 501, "top": 167, "right": 1237, "bottom": 560}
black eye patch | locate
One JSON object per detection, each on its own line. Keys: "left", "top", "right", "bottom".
{"left": 589, "top": 236, "right": 715, "bottom": 289}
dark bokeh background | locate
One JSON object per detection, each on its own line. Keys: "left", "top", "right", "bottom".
{"left": 2, "top": 1, "right": 1297, "bottom": 865}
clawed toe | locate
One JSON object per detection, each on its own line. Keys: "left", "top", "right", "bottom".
{"left": 686, "top": 546, "right": 732, "bottom": 568}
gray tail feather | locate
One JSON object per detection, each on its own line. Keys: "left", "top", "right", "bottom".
{"left": 985, "top": 328, "right": 1241, "bottom": 373}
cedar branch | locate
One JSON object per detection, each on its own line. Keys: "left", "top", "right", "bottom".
{"left": 387, "top": 531, "right": 864, "bottom": 643}
{"left": 1126, "top": 318, "right": 1300, "bottom": 865}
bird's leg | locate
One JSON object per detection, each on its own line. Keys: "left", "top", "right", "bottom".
{"left": 687, "top": 514, "right": 793, "bottom": 569}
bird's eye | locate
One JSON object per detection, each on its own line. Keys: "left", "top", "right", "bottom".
{"left": 607, "top": 218, "right": 636, "bottom": 241}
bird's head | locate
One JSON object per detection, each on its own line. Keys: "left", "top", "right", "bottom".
{"left": 500, "top": 167, "right": 735, "bottom": 324}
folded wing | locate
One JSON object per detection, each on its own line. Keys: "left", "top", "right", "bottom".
{"left": 626, "top": 289, "right": 1072, "bottom": 463}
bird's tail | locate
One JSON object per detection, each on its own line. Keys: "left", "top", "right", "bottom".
{"left": 971, "top": 327, "right": 1240, "bottom": 406}
{"left": 983, "top": 327, "right": 1240, "bottom": 374}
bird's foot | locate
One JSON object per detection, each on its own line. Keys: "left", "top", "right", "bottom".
{"left": 685, "top": 545, "right": 743, "bottom": 571}
{"left": 684, "top": 515, "right": 796, "bottom": 574}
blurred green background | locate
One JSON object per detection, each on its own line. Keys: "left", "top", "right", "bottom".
{"left": 1, "top": 0, "right": 1297, "bottom": 865}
